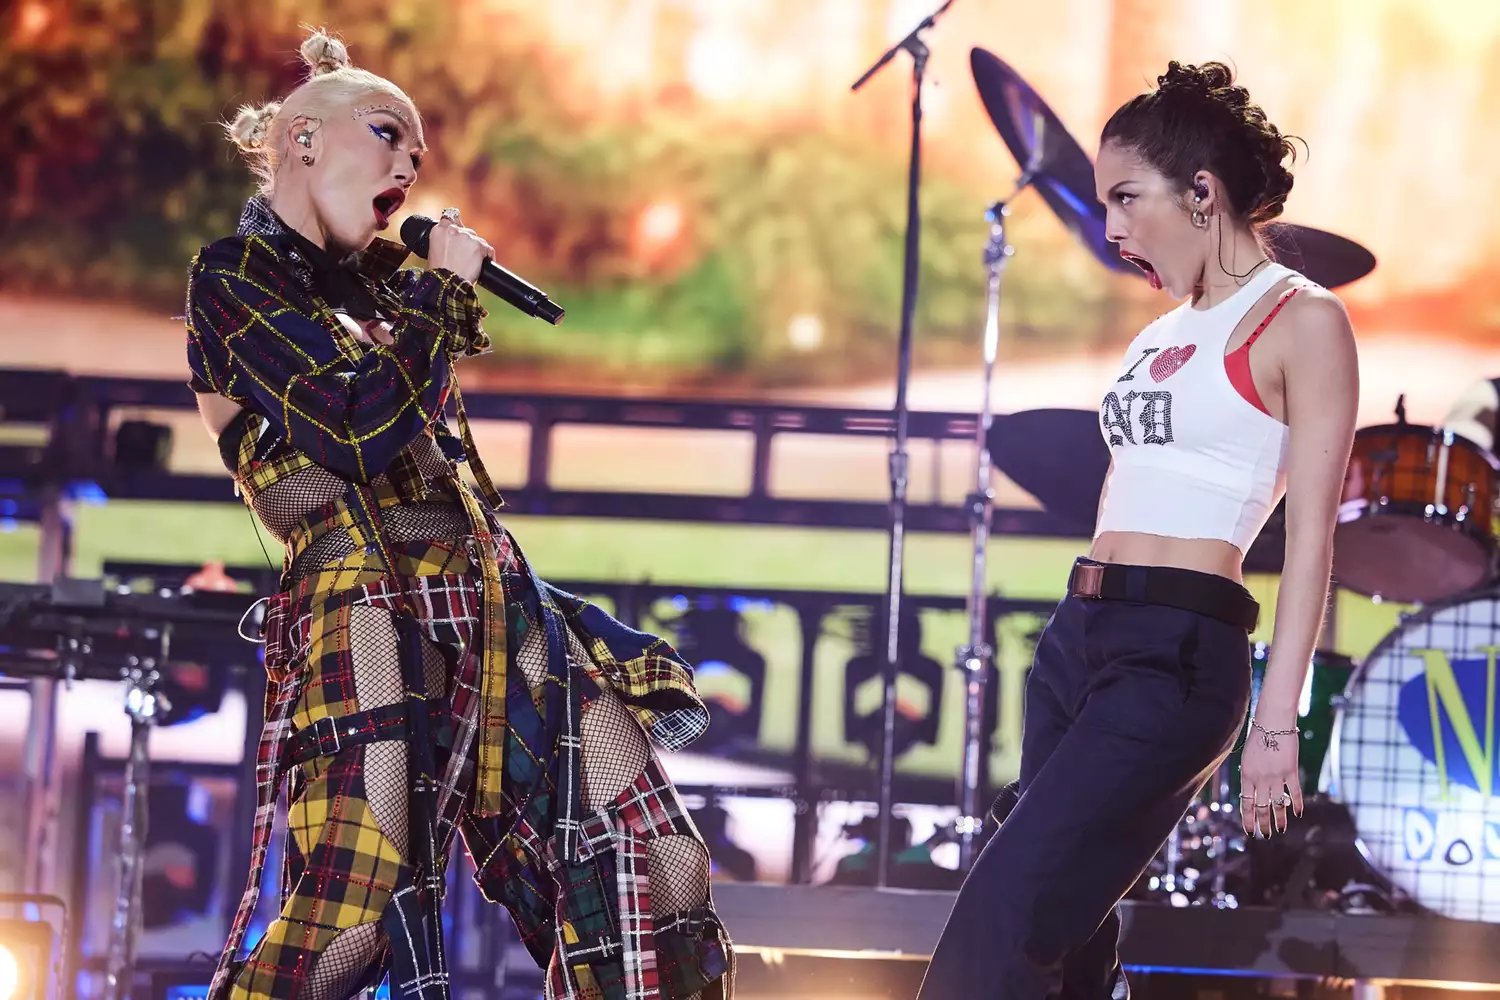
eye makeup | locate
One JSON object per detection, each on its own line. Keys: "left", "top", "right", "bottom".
{"left": 353, "top": 103, "right": 413, "bottom": 128}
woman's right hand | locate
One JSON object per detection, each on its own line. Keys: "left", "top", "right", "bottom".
{"left": 426, "top": 210, "right": 492, "bottom": 285}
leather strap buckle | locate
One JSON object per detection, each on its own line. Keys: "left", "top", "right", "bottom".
{"left": 1073, "top": 561, "right": 1106, "bottom": 598}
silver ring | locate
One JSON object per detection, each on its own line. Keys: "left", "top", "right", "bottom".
{"left": 440, "top": 207, "right": 461, "bottom": 221}
{"left": 1253, "top": 800, "right": 1271, "bottom": 809}
{"left": 1275, "top": 793, "right": 1293, "bottom": 807}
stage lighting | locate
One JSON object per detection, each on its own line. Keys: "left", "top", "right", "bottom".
{"left": 666, "top": 597, "right": 767, "bottom": 754}
{"left": 841, "top": 609, "right": 943, "bottom": 760}
{"left": 0, "top": 944, "right": 17, "bottom": 1000}
{"left": 0, "top": 917, "right": 56, "bottom": 1000}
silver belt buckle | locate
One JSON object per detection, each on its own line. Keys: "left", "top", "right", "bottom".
{"left": 1074, "top": 562, "right": 1105, "bottom": 598}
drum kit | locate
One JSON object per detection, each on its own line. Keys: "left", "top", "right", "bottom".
{"left": 959, "top": 45, "right": 1500, "bottom": 922}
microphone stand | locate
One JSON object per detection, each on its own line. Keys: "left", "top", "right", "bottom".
{"left": 851, "top": 0, "right": 957, "bottom": 889}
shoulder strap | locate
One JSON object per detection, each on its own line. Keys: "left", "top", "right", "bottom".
{"left": 1239, "top": 286, "right": 1301, "bottom": 352}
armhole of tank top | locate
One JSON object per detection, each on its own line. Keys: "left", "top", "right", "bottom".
{"left": 1224, "top": 286, "right": 1300, "bottom": 415}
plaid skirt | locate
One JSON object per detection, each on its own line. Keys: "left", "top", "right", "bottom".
{"left": 212, "top": 513, "right": 734, "bottom": 1000}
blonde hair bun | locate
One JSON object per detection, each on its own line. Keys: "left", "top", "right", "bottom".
{"left": 223, "top": 27, "right": 411, "bottom": 196}
{"left": 299, "top": 29, "right": 352, "bottom": 77}
{"left": 226, "top": 102, "right": 281, "bottom": 151}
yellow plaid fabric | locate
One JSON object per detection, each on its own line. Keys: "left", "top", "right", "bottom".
{"left": 228, "top": 749, "right": 405, "bottom": 1000}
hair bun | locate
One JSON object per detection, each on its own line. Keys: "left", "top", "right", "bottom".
{"left": 226, "top": 102, "right": 281, "bottom": 151}
{"left": 1248, "top": 138, "right": 1297, "bottom": 225}
{"left": 1102, "top": 60, "right": 1301, "bottom": 231}
{"left": 1157, "top": 60, "right": 1235, "bottom": 98}
{"left": 299, "top": 28, "right": 351, "bottom": 77}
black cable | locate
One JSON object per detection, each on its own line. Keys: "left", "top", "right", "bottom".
{"left": 244, "top": 501, "right": 276, "bottom": 572}
{"left": 1216, "top": 212, "right": 1271, "bottom": 281}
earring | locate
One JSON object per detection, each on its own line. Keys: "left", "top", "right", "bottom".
{"left": 1191, "top": 197, "right": 1208, "bottom": 229}
{"left": 301, "top": 155, "right": 313, "bottom": 165}
{"left": 296, "top": 132, "right": 313, "bottom": 147}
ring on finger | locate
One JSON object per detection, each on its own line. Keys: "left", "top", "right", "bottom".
{"left": 440, "top": 207, "right": 461, "bottom": 221}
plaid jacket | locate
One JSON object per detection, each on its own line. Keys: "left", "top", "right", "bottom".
{"left": 184, "top": 199, "right": 710, "bottom": 813}
{"left": 186, "top": 196, "right": 492, "bottom": 486}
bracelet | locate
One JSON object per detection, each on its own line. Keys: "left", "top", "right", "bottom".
{"left": 1250, "top": 717, "right": 1299, "bottom": 751}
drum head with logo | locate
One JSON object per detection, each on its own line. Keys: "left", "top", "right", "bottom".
{"left": 1331, "top": 590, "right": 1500, "bottom": 921}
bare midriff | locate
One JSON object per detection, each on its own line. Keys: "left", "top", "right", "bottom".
{"left": 1089, "top": 530, "right": 1245, "bottom": 586}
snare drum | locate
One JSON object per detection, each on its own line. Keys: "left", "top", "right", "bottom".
{"left": 1334, "top": 423, "right": 1499, "bottom": 604}
{"left": 1330, "top": 590, "right": 1500, "bottom": 921}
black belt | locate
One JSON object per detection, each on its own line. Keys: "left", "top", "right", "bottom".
{"left": 1067, "top": 558, "right": 1259, "bottom": 632}
{"left": 286, "top": 700, "right": 452, "bottom": 766}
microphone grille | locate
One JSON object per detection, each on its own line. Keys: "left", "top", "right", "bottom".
{"left": 400, "top": 215, "right": 436, "bottom": 257}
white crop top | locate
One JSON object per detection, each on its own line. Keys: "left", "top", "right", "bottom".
{"left": 1094, "top": 262, "right": 1296, "bottom": 552}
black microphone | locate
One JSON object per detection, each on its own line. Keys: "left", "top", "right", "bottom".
{"left": 400, "top": 215, "right": 565, "bottom": 325}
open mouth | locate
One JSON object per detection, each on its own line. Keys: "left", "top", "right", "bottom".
{"left": 1120, "top": 252, "right": 1163, "bottom": 291}
{"left": 372, "top": 188, "right": 406, "bottom": 230}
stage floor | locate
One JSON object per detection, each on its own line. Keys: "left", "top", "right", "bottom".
{"left": 711, "top": 884, "right": 1500, "bottom": 988}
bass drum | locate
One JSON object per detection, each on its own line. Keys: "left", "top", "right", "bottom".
{"left": 1329, "top": 589, "right": 1500, "bottom": 921}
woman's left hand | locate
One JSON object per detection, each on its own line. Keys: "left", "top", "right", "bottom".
{"left": 1238, "top": 726, "right": 1303, "bottom": 837}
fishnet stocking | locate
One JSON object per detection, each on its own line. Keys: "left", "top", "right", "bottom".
{"left": 249, "top": 431, "right": 454, "bottom": 546}
{"left": 350, "top": 606, "right": 449, "bottom": 860}
{"left": 580, "top": 689, "right": 650, "bottom": 812}
{"left": 252, "top": 465, "right": 348, "bottom": 541}
{"left": 515, "top": 603, "right": 551, "bottom": 689}
{"left": 373, "top": 433, "right": 454, "bottom": 483}
{"left": 573, "top": 627, "right": 711, "bottom": 926}
{"left": 298, "top": 921, "right": 382, "bottom": 1000}
{"left": 648, "top": 836, "right": 710, "bottom": 917}
{"left": 288, "top": 502, "right": 472, "bottom": 581}
{"left": 290, "top": 608, "right": 453, "bottom": 1000}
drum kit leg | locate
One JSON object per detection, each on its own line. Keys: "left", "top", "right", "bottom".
{"left": 955, "top": 201, "right": 1015, "bottom": 870}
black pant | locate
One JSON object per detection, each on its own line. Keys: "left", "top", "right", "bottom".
{"left": 916, "top": 562, "right": 1254, "bottom": 999}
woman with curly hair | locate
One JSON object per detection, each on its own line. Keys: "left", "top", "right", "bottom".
{"left": 915, "top": 61, "right": 1359, "bottom": 1000}
{"left": 186, "top": 29, "right": 733, "bottom": 1000}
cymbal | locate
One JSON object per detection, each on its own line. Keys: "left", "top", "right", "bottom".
{"left": 1109, "top": 222, "right": 1376, "bottom": 291}
{"left": 970, "top": 48, "right": 1136, "bottom": 277}
{"left": 986, "top": 408, "right": 1110, "bottom": 531}
{"left": 1263, "top": 223, "right": 1376, "bottom": 290}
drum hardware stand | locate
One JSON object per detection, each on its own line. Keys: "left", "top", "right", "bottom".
{"left": 22, "top": 486, "right": 74, "bottom": 901}
{"left": 104, "top": 630, "right": 172, "bottom": 1000}
{"left": 850, "top": 0, "right": 957, "bottom": 887}
{"left": 1198, "top": 762, "right": 1245, "bottom": 908}
{"left": 954, "top": 197, "right": 1017, "bottom": 871}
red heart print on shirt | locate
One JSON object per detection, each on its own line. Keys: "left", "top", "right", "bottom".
{"left": 1150, "top": 345, "right": 1196, "bottom": 382}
